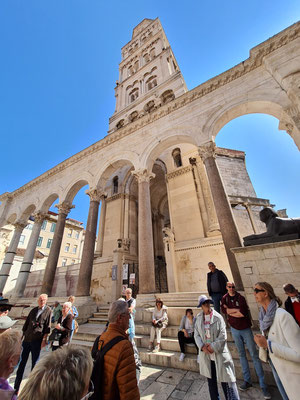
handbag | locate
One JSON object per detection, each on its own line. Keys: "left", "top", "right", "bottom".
{"left": 152, "top": 321, "right": 163, "bottom": 328}
{"left": 74, "top": 319, "right": 79, "bottom": 334}
{"left": 49, "top": 328, "right": 62, "bottom": 342}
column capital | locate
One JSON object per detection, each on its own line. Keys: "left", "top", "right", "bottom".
{"left": 198, "top": 141, "right": 216, "bottom": 162}
{"left": 131, "top": 168, "right": 155, "bottom": 183}
{"left": 85, "top": 188, "right": 105, "bottom": 203}
{"left": 32, "top": 211, "right": 48, "bottom": 223}
{"left": 55, "top": 201, "right": 75, "bottom": 215}
{"left": 13, "top": 221, "right": 27, "bottom": 231}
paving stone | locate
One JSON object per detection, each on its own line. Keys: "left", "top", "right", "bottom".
{"left": 141, "top": 381, "right": 175, "bottom": 399}
{"left": 176, "top": 378, "right": 193, "bottom": 392}
{"left": 157, "top": 369, "right": 186, "bottom": 385}
{"left": 183, "top": 379, "right": 206, "bottom": 399}
{"left": 140, "top": 365, "right": 164, "bottom": 381}
{"left": 169, "top": 389, "right": 186, "bottom": 399}
{"left": 184, "top": 371, "right": 202, "bottom": 381}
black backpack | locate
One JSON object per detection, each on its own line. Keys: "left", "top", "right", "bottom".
{"left": 90, "top": 335, "right": 125, "bottom": 400}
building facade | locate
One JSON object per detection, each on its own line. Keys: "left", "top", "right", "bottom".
{"left": 0, "top": 18, "right": 299, "bottom": 303}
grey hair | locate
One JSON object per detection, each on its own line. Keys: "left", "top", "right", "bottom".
{"left": 18, "top": 346, "right": 93, "bottom": 400}
{"left": 108, "top": 300, "right": 128, "bottom": 323}
{"left": 63, "top": 301, "right": 72, "bottom": 309}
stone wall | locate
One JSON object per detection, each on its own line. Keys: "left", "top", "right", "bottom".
{"left": 232, "top": 239, "right": 300, "bottom": 320}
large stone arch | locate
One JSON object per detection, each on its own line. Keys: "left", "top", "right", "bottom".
{"left": 96, "top": 155, "right": 138, "bottom": 190}
{"left": 62, "top": 179, "right": 90, "bottom": 204}
{"left": 205, "top": 100, "right": 299, "bottom": 148}
{"left": 39, "top": 193, "right": 59, "bottom": 213}
{"left": 6, "top": 213, "right": 17, "bottom": 225}
{"left": 19, "top": 204, "right": 37, "bottom": 222}
{"left": 141, "top": 132, "right": 199, "bottom": 171}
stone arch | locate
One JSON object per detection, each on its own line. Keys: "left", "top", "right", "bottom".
{"left": 97, "top": 158, "right": 136, "bottom": 192}
{"left": 141, "top": 132, "right": 199, "bottom": 171}
{"left": 39, "top": 193, "right": 59, "bottom": 213}
{"left": 19, "top": 204, "right": 37, "bottom": 222}
{"left": 6, "top": 213, "right": 17, "bottom": 225}
{"left": 63, "top": 179, "right": 90, "bottom": 204}
{"left": 206, "top": 100, "right": 298, "bottom": 145}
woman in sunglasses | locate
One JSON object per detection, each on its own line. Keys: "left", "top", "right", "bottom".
{"left": 178, "top": 308, "right": 198, "bottom": 362}
{"left": 254, "top": 282, "right": 300, "bottom": 400}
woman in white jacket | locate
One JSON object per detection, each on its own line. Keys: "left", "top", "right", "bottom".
{"left": 254, "top": 281, "right": 300, "bottom": 400}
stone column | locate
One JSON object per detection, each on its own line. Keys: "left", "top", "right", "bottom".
{"left": 76, "top": 189, "right": 101, "bottom": 296}
{"left": 244, "top": 203, "right": 258, "bottom": 234}
{"left": 199, "top": 142, "right": 244, "bottom": 290}
{"left": 132, "top": 169, "right": 156, "bottom": 294}
{"left": 14, "top": 212, "right": 47, "bottom": 297}
{"left": 95, "top": 195, "right": 107, "bottom": 257}
{"left": 41, "top": 201, "right": 74, "bottom": 295}
{"left": 0, "top": 221, "right": 26, "bottom": 293}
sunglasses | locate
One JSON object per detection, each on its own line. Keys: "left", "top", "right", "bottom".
{"left": 227, "top": 286, "right": 235, "bottom": 289}
{"left": 253, "top": 288, "right": 265, "bottom": 294}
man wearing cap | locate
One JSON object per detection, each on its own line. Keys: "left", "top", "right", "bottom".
{"left": 0, "top": 298, "right": 13, "bottom": 317}
{"left": 0, "top": 316, "right": 17, "bottom": 334}
{"left": 221, "top": 282, "right": 271, "bottom": 399}
{"left": 206, "top": 262, "right": 228, "bottom": 314}
{"left": 14, "top": 293, "right": 51, "bottom": 393}
{"left": 194, "top": 294, "right": 240, "bottom": 400}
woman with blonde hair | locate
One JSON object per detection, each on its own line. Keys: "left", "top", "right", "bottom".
{"left": 0, "top": 330, "right": 22, "bottom": 400}
{"left": 254, "top": 281, "right": 300, "bottom": 400}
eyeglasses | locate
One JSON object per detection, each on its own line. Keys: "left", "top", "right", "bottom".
{"left": 81, "top": 380, "right": 94, "bottom": 400}
{"left": 253, "top": 288, "right": 265, "bottom": 294}
{"left": 227, "top": 286, "right": 235, "bottom": 289}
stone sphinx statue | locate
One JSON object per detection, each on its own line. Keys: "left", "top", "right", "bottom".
{"left": 243, "top": 207, "right": 300, "bottom": 246}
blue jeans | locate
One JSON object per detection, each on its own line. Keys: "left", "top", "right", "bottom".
{"left": 14, "top": 340, "right": 42, "bottom": 391}
{"left": 269, "top": 357, "right": 289, "bottom": 400}
{"left": 211, "top": 293, "right": 223, "bottom": 314}
{"left": 231, "top": 327, "right": 267, "bottom": 390}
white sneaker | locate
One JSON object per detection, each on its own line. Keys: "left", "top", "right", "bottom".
{"left": 179, "top": 353, "right": 185, "bottom": 362}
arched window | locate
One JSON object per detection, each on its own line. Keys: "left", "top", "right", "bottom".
{"left": 172, "top": 148, "right": 182, "bottom": 168}
{"left": 150, "top": 48, "right": 155, "bottom": 60}
{"left": 161, "top": 89, "right": 175, "bottom": 105}
{"left": 113, "top": 176, "right": 119, "bottom": 194}
{"left": 128, "top": 66, "right": 134, "bottom": 77}
{"left": 133, "top": 60, "right": 139, "bottom": 73}
{"left": 146, "top": 76, "right": 157, "bottom": 91}
{"left": 144, "top": 100, "right": 156, "bottom": 113}
{"left": 116, "top": 119, "right": 125, "bottom": 129}
{"left": 143, "top": 53, "right": 150, "bottom": 64}
{"left": 129, "top": 111, "right": 138, "bottom": 122}
{"left": 129, "top": 88, "right": 139, "bottom": 103}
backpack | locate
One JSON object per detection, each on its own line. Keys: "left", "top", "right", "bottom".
{"left": 90, "top": 335, "right": 125, "bottom": 400}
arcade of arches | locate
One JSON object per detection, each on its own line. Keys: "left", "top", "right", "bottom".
{"left": 0, "top": 18, "right": 300, "bottom": 305}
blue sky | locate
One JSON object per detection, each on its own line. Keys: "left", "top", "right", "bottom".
{"left": 0, "top": 0, "right": 299, "bottom": 226}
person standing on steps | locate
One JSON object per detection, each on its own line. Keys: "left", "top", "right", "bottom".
{"left": 207, "top": 262, "right": 228, "bottom": 314}
{"left": 221, "top": 282, "right": 271, "bottom": 399}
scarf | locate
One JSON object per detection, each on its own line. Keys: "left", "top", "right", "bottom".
{"left": 259, "top": 299, "right": 278, "bottom": 333}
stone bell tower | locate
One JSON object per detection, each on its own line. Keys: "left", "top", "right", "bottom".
{"left": 108, "top": 18, "right": 187, "bottom": 133}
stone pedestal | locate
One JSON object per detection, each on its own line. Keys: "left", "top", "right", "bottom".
{"left": 41, "top": 202, "right": 74, "bottom": 295}
{"left": 232, "top": 239, "right": 300, "bottom": 320}
{"left": 199, "top": 142, "right": 243, "bottom": 290}
{"left": 0, "top": 221, "right": 26, "bottom": 293}
{"left": 77, "top": 189, "right": 101, "bottom": 296}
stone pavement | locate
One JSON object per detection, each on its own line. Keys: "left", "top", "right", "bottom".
{"left": 10, "top": 347, "right": 280, "bottom": 399}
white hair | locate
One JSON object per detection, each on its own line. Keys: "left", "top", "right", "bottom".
{"left": 63, "top": 301, "right": 72, "bottom": 309}
{"left": 108, "top": 300, "right": 128, "bottom": 323}
{"left": 18, "top": 346, "right": 93, "bottom": 400}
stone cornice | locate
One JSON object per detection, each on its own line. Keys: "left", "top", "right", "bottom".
{"left": 3, "top": 21, "right": 300, "bottom": 201}
{"left": 166, "top": 165, "right": 192, "bottom": 181}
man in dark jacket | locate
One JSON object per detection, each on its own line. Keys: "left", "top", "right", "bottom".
{"left": 206, "top": 262, "right": 228, "bottom": 313}
{"left": 14, "top": 293, "right": 51, "bottom": 393}
{"left": 283, "top": 283, "right": 300, "bottom": 326}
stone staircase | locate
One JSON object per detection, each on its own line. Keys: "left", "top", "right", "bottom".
{"left": 73, "top": 293, "right": 275, "bottom": 386}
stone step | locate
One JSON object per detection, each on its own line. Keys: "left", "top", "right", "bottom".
{"left": 93, "top": 312, "right": 109, "bottom": 318}
{"left": 139, "top": 348, "right": 275, "bottom": 385}
{"left": 88, "top": 317, "right": 108, "bottom": 324}
{"left": 71, "top": 339, "right": 93, "bottom": 349}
